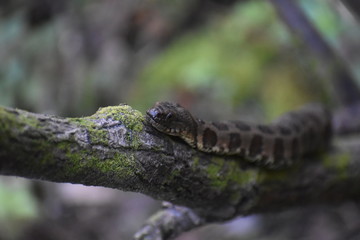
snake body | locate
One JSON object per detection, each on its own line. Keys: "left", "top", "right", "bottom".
{"left": 146, "top": 102, "right": 331, "bottom": 168}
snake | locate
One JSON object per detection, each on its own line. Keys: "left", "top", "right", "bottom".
{"left": 146, "top": 102, "right": 332, "bottom": 169}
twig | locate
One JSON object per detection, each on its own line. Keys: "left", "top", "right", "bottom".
{"left": 134, "top": 202, "right": 204, "bottom": 240}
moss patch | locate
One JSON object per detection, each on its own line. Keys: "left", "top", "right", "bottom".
{"left": 322, "top": 152, "right": 350, "bottom": 179}
{"left": 200, "top": 157, "right": 259, "bottom": 205}
{"left": 205, "top": 157, "right": 259, "bottom": 191}
{"left": 96, "top": 152, "right": 138, "bottom": 179}
{"left": 0, "top": 106, "right": 141, "bottom": 185}
{"left": 69, "top": 104, "right": 145, "bottom": 148}
{"left": 93, "top": 105, "right": 144, "bottom": 132}
{"left": 56, "top": 142, "right": 137, "bottom": 182}
{"left": 0, "top": 108, "right": 39, "bottom": 134}
{"left": 257, "top": 168, "right": 290, "bottom": 183}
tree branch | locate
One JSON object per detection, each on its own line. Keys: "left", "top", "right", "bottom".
{"left": 1, "top": 105, "right": 360, "bottom": 239}
{"left": 134, "top": 202, "right": 205, "bottom": 240}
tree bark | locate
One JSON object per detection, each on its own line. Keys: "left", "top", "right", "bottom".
{"left": 0, "top": 105, "right": 360, "bottom": 239}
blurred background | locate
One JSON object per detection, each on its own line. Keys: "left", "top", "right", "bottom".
{"left": 1, "top": 0, "right": 360, "bottom": 239}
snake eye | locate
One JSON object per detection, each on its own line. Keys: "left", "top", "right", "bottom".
{"left": 165, "top": 112, "right": 173, "bottom": 121}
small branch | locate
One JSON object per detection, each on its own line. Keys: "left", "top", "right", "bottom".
{"left": 333, "top": 103, "right": 360, "bottom": 135}
{"left": 134, "top": 202, "right": 204, "bottom": 240}
{"left": 342, "top": 0, "right": 360, "bottom": 21}
{"left": 1, "top": 105, "right": 360, "bottom": 240}
{"left": 269, "top": 0, "right": 360, "bottom": 106}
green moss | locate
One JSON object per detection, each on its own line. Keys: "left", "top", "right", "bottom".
{"left": 18, "top": 111, "right": 41, "bottom": 129}
{"left": 0, "top": 108, "right": 39, "bottom": 134}
{"left": 205, "top": 157, "right": 259, "bottom": 191}
{"left": 97, "top": 152, "right": 137, "bottom": 178}
{"left": 0, "top": 106, "right": 141, "bottom": 182}
{"left": 1, "top": 108, "right": 39, "bottom": 133}
{"left": 55, "top": 142, "right": 82, "bottom": 175}
{"left": 257, "top": 152, "right": 351, "bottom": 184}
{"left": 56, "top": 141, "right": 137, "bottom": 180}
{"left": 200, "top": 157, "right": 260, "bottom": 205}
{"left": 68, "top": 117, "right": 108, "bottom": 146}
{"left": 192, "top": 156, "right": 200, "bottom": 168}
{"left": 0, "top": 108, "right": 55, "bottom": 166}
{"left": 162, "top": 167, "right": 181, "bottom": 186}
{"left": 69, "top": 104, "right": 144, "bottom": 148}
{"left": 322, "top": 152, "right": 350, "bottom": 179}
{"left": 257, "top": 168, "right": 290, "bottom": 183}
{"left": 93, "top": 104, "right": 144, "bottom": 132}
{"left": 0, "top": 108, "right": 15, "bottom": 134}
{"left": 206, "top": 158, "right": 225, "bottom": 187}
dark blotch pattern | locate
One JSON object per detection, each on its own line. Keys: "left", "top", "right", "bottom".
{"left": 307, "top": 127, "right": 317, "bottom": 150}
{"left": 258, "top": 125, "right": 275, "bottom": 135}
{"left": 273, "top": 138, "right": 285, "bottom": 160}
{"left": 278, "top": 126, "right": 292, "bottom": 136}
{"left": 299, "top": 127, "right": 317, "bottom": 153}
{"left": 290, "top": 112, "right": 307, "bottom": 125}
{"left": 249, "top": 135, "right": 263, "bottom": 157}
{"left": 203, "top": 128, "right": 217, "bottom": 149}
{"left": 322, "top": 122, "right": 332, "bottom": 147}
{"left": 301, "top": 131, "right": 311, "bottom": 152}
{"left": 300, "top": 133, "right": 307, "bottom": 151}
{"left": 291, "top": 138, "right": 299, "bottom": 159}
{"left": 234, "top": 121, "right": 251, "bottom": 131}
{"left": 306, "top": 113, "right": 321, "bottom": 125}
{"left": 229, "top": 133, "right": 242, "bottom": 151}
{"left": 292, "top": 123, "right": 302, "bottom": 133}
{"left": 212, "top": 122, "right": 229, "bottom": 131}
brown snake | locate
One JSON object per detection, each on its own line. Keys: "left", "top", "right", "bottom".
{"left": 146, "top": 102, "right": 332, "bottom": 169}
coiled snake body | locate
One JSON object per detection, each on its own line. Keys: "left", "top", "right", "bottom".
{"left": 146, "top": 102, "right": 332, "bottom": 169}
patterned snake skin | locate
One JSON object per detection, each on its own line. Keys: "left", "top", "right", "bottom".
{"left": 146, "top": 102, "right": 332, "bottom": 169}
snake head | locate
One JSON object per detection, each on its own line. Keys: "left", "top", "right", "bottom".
{"left": 146, "top": 102, "right": 197, "bottom": 141}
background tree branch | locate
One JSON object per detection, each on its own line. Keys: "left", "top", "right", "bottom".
{"left": 269, "top": 0, "right": 360, "bottom": 106}
{"left": 1, "top": 104, "right": 360, "bottom": 239}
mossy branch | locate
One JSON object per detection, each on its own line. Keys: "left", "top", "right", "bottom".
{"left": 1, "top": 105, "right": 360, "bottom": 240}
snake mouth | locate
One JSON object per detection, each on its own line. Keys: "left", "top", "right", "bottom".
{"left": 146, "top": 109, "right": 161, "bottom": 125}
{"left": 146, "top": 111, "right": 171, "bottom": 133}
{"left": 146, "top": 110, "right": 185, "bottom": 136}
{"left": 145, "top": 110, "right": 155, "bottom": 121}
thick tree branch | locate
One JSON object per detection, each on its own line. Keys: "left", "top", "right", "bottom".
{"left": 1, "top": 105, "right": 360, "bottom": 240}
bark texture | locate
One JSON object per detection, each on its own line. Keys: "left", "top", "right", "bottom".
{"left": 0, "top": 105, "right": 360, "bottom": 239}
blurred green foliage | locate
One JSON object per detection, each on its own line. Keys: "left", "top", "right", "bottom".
{"left": 0, "top": 180, "right": 39, "bottom": 239}
{"left": 0, "top": 181, "right": 38, "bottom": 218}
{"left": 132, "top": 1, "right": 329, "bottom": 118}
{"left": 0, "top": 0, "right": 358, "bottom": 118}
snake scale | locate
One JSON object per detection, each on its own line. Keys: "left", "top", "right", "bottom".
{"left": 146, "top": 102, "right": 332, "bottom": 169}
